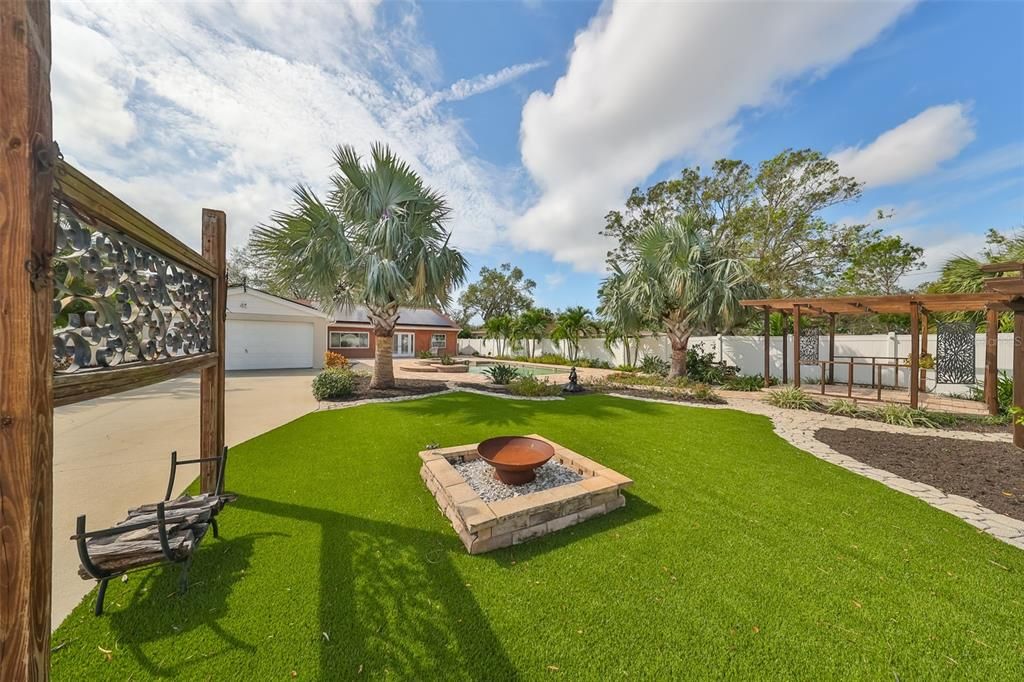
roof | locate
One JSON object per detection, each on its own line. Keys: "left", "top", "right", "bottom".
{"left": 333, "top": 304, "right": 459, "bottom": 328}
{"left": 227, "top": 285, "right": 329, "bottom": 318}
{"left": 741, "top": 292, "right": 1011, "bottom": 315}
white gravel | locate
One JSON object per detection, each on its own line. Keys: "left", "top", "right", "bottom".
{"left": 452, "top": 458, "right": 583, "bottom": 502}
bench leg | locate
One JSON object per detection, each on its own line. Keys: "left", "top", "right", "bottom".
{"left": 211, "top": 517, "right": 219, "bottom": 539}
{"left": 178, "top": 556, "right": 193, "bottom": 595}
{"left": 95, "top": 578, "right": 110, "bottom": 616}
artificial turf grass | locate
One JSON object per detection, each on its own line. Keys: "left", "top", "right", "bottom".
{"left": 51, "top": 392, "right": 1024, "bottom": 680}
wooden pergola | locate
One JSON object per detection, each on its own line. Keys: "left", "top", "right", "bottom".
{"left": 741, "top": 287, "right": 1015, "bottom": 426}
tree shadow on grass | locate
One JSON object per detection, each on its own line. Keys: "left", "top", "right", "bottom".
{"left": 233, "top": 495, "right": 520, "bottom": 681}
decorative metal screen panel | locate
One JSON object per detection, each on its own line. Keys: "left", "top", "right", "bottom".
{"left": 799, "top": 328, "right": 819, "bottom": 363}
{"left": 52, "top": 200, "right": 213, "bottom": 373}
{"left": 935, "top": 321, "right": 976, "bottom": 384}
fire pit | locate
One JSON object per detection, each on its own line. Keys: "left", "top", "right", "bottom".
{"left": 477, "top": 436, "right": 554, "bottom": 485}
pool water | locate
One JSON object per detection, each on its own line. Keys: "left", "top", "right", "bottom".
{"left": 468, "top": 364, "right": 562, "bottom": 377}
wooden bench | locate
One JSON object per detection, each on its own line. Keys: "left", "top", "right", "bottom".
{"left": 71, "top": 447, "right": 236, "bottom": 615}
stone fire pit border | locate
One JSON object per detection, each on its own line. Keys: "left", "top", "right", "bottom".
{"left": 419, "top": 434, "right": 633, "bottom": 554}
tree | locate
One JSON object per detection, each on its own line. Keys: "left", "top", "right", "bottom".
{"left": 597, "top": 274, "right": 650, "bottom": 367}
{"left": 838, "top": 229, "right": 925, "bottom": 295}
{"left": 512, "top": 308, "right": 553, "bottom": 357}
{"left": 251, "top": 143, "right": 468, "bottom": 389}
{"left": 482, "top": 314, "right": 515, "bottom": 356}
{"left": 458, "top": 263, "right": 536, "bottom": 322}
{"left": 601, "top": 149, "right": 864, "bottom": 297}
{"left": 614, "top": 213, "right": 760, "bottom": 378}
{"left": 226, "top": 242, "right": 278, "bottom": 292}
{"left": 550, "top": 306, "right": 598, "bottom": 362}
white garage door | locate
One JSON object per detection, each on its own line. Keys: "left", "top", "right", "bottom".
{"left": 226, "top": 320, "right": 314, "bottom": 370}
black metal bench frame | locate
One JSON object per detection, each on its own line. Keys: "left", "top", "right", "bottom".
{"left": 72, "top": 447, "right": 230, "bottom": 616}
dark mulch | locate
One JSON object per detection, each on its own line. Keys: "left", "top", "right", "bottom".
{"left": 816, "top": 427, "right": 1024, "bottom": 521}
{"left": 322, "top": 376, "right": 449, "bottom": 403}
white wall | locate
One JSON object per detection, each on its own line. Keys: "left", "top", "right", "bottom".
{"left": 458, "top": 332, "right": 1012, "bottom": 395}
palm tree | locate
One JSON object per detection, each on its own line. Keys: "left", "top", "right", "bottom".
{"left": 482, "top": 314, "right": 515, "bottom": 356}
{"left": 615, "top": 213, "right": 759, "bottom": 378}
{"left": 251, "top": 143, "right": 468, "bottom": 388}
{"left": 598, "top": 273, "right": 649, "bottom": 367}
{"left": 550, "top": 306, "right": 598, "bottom": 362}
{"left": 512, "top": 308, "right": 553, "bottom": 358}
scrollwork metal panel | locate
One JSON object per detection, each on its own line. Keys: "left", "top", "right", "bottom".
{"left": 52, "top": 200, "right": 213, "bottom": 373}
{"left": 799, "top": 328, "right": 819, "bottom": 363}
{"left": 935, "top": 321, "right": 976, "bottom": 384}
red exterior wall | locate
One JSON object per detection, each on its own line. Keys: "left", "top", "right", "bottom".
{"left": 327, "top": 325, "right": 456, "bottom": 359}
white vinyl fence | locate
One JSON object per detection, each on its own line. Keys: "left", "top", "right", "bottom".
{"left": 458, "top": 332, "right": 1012, "bottom": 397}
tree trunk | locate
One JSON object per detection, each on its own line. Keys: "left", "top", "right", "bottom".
{"left": 367, "top": 303, "right": 399, "bottom": 389}
{"left": 667, "top": 329, "right": 691, "bottom": 379}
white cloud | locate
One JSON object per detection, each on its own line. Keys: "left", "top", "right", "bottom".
{"left": 830, "top": 103, "right": 975, "bottom": 187}
{"left": 513, "top": 0, "right": 915, "bottom": 273}
{"left": 544, "top": 272, "right": 566, "bottom": 288}
{"left": 51, "top": 0, "right": 532, "bottom": 256}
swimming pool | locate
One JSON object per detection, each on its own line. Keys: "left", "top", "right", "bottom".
{"left": 468, "top": 364, "right": 562, "bottom": 377}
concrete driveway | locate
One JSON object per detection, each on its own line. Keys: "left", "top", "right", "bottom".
{"left": 53, "top": 369, "right": 319, "bottom": 627}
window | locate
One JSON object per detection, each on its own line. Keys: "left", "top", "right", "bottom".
{"left": 329, "top": 331, "right": 370, "bottom": 349}
{"left": 431, "top": 333, "right": 447, "bottom": 348}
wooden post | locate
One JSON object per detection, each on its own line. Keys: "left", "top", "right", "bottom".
{"left": 792, "top": 305, "right": 802, "bottom": 388}
{"left": 762, "top": 308, "right": 771, "bottom": 388}
{"left": 984, "top": 308, "right": 999, "bottom": 416}
{"left": 919, "top": 310, "right": 929, "bottom": 392}
{"left": 1015, "top": 307, "right": 1024, "bottom": 448}
{"left": 909, "top": 304, "right": 920, "bottom": 409}
{"left": 0, "top": 0, "right": 54, "bottom": 678}
{"left": 199, "top": 209, "right": 226, "bottom": 493}
{"left": 781, "top": 312, "right": 789, "bottom": 384}
{"left": 827, "top": 313, "right": 836, "bottom": 384}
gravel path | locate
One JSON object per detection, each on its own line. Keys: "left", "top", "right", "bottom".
{"left": 453, "top": 459, "right": 583, "bottom": 502}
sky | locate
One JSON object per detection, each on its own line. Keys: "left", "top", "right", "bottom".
{"left": 52, "top": 0, "right": 1024, "bottom": 314}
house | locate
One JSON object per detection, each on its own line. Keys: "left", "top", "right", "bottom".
{"left": 329, "top": 305, "right": 460, "bottom": 359}
{"left": 225, "top": 286, "right": 460, "bottom": 369}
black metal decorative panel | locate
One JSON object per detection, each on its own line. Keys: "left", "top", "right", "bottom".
{"left": 52, "top": 200, "right": 213, "bottom": 373}
{"left": 799, "top": 328, "right": 819, "bottom": 363}
{"left": 935, "top": 321, "right": 976, "bottom": 384}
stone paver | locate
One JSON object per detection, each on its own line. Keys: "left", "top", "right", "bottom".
{"left": 608, "top": 392, "right": 1024, "bottom": 551}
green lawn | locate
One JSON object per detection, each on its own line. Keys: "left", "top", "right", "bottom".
{"left": 52, "top": 393, "right": 1024, "bottom": 680}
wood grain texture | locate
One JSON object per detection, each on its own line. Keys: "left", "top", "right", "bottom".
{"left": 984, "top": 309, "right": 999, "bottom": 416}
{"left": 0, "top": 2, "right": 53, "bottom": 680}
{"left": 199, "top": 209, "right": 226, "bottom": 493}
{"left": 52, "top": 353, "right": 217, "bottom": 407}
{"left": 909, "top": 304, "right": 920, "bottom": 409}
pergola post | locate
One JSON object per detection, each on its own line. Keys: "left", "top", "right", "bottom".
{"left": 1015, "top": 307, "right": 1024, "bottom": 448}
{"left": 781, "top": 312, "right": 789, "bottom": 384}
{"left": 792, "top": 305, "right": 802, "bottom": 388}
{"left": 762, "top": 308, "right": 771, "bottom": 388}
{"left": 909, "top": 304, "right": 920, "bottom": 409}
{"left": 983, "top": 308, "right": 999, "bottom": 416}
{"left": 918, "top": 310, "right": 929, "bottom": 392}
{"left": 200, "top": 209, "right": 227, "bottom": 493}
{"left": 827, "top": 313, "right": 836, "bottom": 384}
{"left": 0, "top": 0, "right": 54, "bottom": 677}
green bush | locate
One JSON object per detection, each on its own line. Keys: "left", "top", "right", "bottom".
{"left": 312, "top": 368, "right": 356, "bottom": 401}
{"left": 616, "top": 364, "right": 638, "bottom": 373}
{"left": 871, "top": 404, "right": 941, "bottom": 429}
{"left": 687, "top": 383, "right": 723, "bottom": 403}
{"left": 508, "top": 375, "right": 563, "bottom": 397}
{"left": 482, "top": 363, "right": 519, "bottom": 385}
{"left": 723, "top": 375, "right": 766, "bottom": 392}
{"left": 825, "top": 399, "right": 860, "bottom": 417}
{"left": 766, "top": 386, "right": 817, "bottom": 410}
{"left": 639, "top": 355, "right": 669, "bottom": 377}
{"left": 606, "top": 372, "right": 690, "bottom": 388}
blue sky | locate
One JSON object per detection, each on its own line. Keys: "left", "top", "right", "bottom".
{"left": 52, "top": 1, "right": 1023, "bottom": 316}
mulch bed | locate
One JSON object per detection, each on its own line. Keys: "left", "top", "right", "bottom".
{"left": 815, "top": 427, "right": 1024, "bottom": 521}
{"left": 322, "top": 376, "right": 449, "bottom": 403}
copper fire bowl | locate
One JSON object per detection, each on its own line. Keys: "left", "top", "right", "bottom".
{"left": 477, "top": 436, "right": 555, "bottom": 485}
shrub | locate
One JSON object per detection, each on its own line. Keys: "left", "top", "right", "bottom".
{"left": 439, "top": 353, "right": 457, "bottom": 366}
{"left": 766, "top": 386, "right": 817, "bottom": 410}
{"left": 639, "top": 355, "right": 669, "bottom": 377}
{"left": 723, "top": 375, "right": 766, "bottom": 392}
{"left": 324, "top": 351, "right": 348, "bottom": 369}
{"left": 616, "top": 364, "right": 638, "bottom": 373}
{"left": 482, "top": 363, "right": 519, "bottom": 385}
{"left": 606, "top": 372, "right": 690, "bottom": 388}
{"left": 417, "top": 350, "right": 433, "bottom": 359}
{"left": 508, "top": 375, "right": 563, "bottom": 397}
{"left": 312, "top": 368, "right": 356, "bottom": 401}
{"left": 871, "top": 404, "right": 941, "bottom": 429}
{"left": 687, "top": 383, "right": 723, "bottom": 403}
{"left": 825, "top": 399, "right": 860, "bottom": 417}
